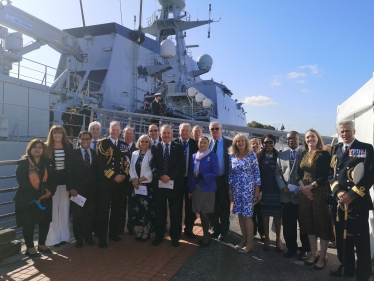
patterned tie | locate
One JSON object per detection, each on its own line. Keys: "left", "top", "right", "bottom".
{"left": 84, "top": 149, "right": 90, "bottom": 168}
{"left": 163, "top": 143, "right": 169, "bottom": 174}
{"left": 182, "top": 141, "right": 187, "bottom": 149}
{"left": 153, "top": 140, "right": 156, "bottom": 146}
{"left": 212, "top": 140, "right": 218, "bottom": 153}
{"left": 93, "top": 140, "right": 97, "bottom": 149}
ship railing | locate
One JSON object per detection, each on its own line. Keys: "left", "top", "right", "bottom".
{"left": 147, "top": 9, "right": 191, "bottom": 27}
{"left": 10, "top": 57, "right": 59, "bottom": 87}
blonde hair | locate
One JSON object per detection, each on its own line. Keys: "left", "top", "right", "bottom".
{"left": 136, "top": 134, "right": 152, "bottom": 149}
{"left": 229, "top": 134, "right": 251, "bottom": 156}
{"left": 303, "top": 129, "right": 324, "bottom": 164}
{"left": 44, "top": 125, "right": 73, "bottom": 159}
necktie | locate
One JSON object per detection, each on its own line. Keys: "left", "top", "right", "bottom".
{"left": 291, "top": 150, "right": 295, "bottom": 161}
{"left": 182, "top": 141, "right": 187, "bottom": 149}
{"left": 153, "top": 140, "right": 156, "bottom": 146}
{"left": 344, "top": 145, "right": 349, "bottom": 154}
{"left": 93, "top": 140, "right": 97, "bottom": 149}
{"left": 212, "top": 140, "right": 218, "bottom": 153}
{"left": 163, "top": 143, "right": 169, "bottom": 174}
{"left": 84, "top": 149, "right": 90, "bottom": 168}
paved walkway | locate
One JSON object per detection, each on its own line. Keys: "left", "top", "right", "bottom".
{"left": 1, "top": 215, "right": 374, "bottom": 281}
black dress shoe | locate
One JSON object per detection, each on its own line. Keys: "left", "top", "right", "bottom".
{"left": 330, "top": 268, "right": 355, "bottom": 277}
{"left": 75, "top": 241, "right": 83, "bottom": 248}
{"left": 127, "top": 227, "right": 135, "bottom": 235}
{"left": 284, "top": 250, "right": 296, "bottom": 257}
{"left": 200, "top": 239, "right": 211, "bottom": 248}
{"left": 109, "top": 236, "right": 122, "bottom": 242}
{"left": 53, "top": 243, "right": 61, "bottom": 247}
{"left": 209, "top": 230, "right": 219, "bottom": 238}
{"left": 218, "top": 234, "right": 226, "bottom": 241}
{"left": 99, "top": 242, "right": 108, "bottom": 249}
{"left": 298, "top": 251, "right": 308, "bottom": 260}
{"left": 25, "top": 250, "right": 42, "bottom": 258}
{"left": 184, "top": 231, "right": 196, "bottom": 239}
{"left": 151, "top": 238, "right": 164, "bottom": 246}
{"left": 37, "top": 246, "right": 52, "bottom": 254}
{"left": 60, "top": 241, "right": 67, "bottom": 245}
{"left": 172, "top": 240, "right": 180, "bottom": 247}
{"left": 85, "top": 240, "right": 95, "bottom": 245}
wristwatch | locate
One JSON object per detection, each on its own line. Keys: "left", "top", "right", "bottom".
{"left": 311, "top": 183, "right": 316, "bottom": 188}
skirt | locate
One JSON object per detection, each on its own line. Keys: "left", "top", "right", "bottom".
{"left": 192, "top": 185, "right": 215, "bottom": 213}
{"left": 261, "top": 192, "right": 282, "bottom": 218}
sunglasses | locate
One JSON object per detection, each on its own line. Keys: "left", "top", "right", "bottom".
{"left": 149, "top": 129, "right": 158, "bottom": 132}
{"left": 263, "top": 141, "right": 274, "bottom": 145}
{"left": 210, "top": 127, "right": 220, "bottom": 131}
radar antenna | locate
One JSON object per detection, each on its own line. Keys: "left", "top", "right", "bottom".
{"left": 208, "top": 4, "right": 211, "bottom": 38}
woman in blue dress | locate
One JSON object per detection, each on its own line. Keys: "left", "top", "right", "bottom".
{"left": 229, "top": 134, "right": 261, "bottom": 253}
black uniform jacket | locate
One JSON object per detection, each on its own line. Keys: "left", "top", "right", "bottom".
{"left": 151, "top": 142, "right": 185, "bottom": 190}
{"left": 151, "top": 100, "right": 163, "bottom": 116}
{"left": 329, "top": 139, "right": 374, "bottom": 210}
{"left": 66, "top": 148, "right": 99, "bottom": 197}
{"left": 97, "top": 138, "right": 130, "bottom": 182}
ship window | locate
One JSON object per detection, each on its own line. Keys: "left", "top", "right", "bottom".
{"left": 82, "top": 69, "right": 108, "bottom": 92}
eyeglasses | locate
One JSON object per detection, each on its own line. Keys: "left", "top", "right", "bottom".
{"left": 140, "top": 141, "right": 149, "bottom": 143}
{"left": 263, "top": 141, "right": 274, "bottom": 145}
{"left": 210, "top": 127, "right": 220, "bottom": 131}
{"left": 80, "top": 138, "right": 91, "bottom": 141}
{"left": 149, "top": 129, "right": 158, "bottom": 132}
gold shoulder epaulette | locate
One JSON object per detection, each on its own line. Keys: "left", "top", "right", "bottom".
{"left": 99, "top": 137, "right": 107, "bottom": 142}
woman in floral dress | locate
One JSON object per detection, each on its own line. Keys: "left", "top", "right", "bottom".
{"left": 229, "top": 134, "right": 261, "bottom": 253}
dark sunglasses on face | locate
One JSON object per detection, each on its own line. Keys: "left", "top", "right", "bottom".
{"left": 149, "top": 129, "right": 158, "bottom": 132}
{"left": 264, "top": 141, "right": 274, "bottom": 145}
{"left": 210, "top": 127, "right": 220, "bottom": 131}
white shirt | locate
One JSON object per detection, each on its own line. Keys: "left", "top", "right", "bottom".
{"left": 90, "top": 139, "right": 99, "bottom": 149}
{"left": 151, "top": 137, "right": 160, "bottom": 146}
{"left": 109, "top": 137, "right": 118, "bottom": 146}
{"left": 80, "top": 147, "right": 92, "bottom": 164}
{"left": 341, "top": 138, "right": 355, "bottom": 153}
{"left": 161, "top": 142, "right": 171, "bottom": 156}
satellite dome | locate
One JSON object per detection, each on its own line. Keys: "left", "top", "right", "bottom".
{"left": 197, "top": 54, "right": 213, "bottom": 71}
{"left": 195, "top": 93, "right": 206, "bottom": 103}
{"left": 202, "top": 98, "right": 213, "bottom": 108}
{"left": 187, "top": 87, "right": 198, "bottom": 97}
{"left": 160, "top": 39, "right": 176, "bottom": 58}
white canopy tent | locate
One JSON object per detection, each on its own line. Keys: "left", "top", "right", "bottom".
{"left": 336, "top": 73, "right": 374, "bottom": 259}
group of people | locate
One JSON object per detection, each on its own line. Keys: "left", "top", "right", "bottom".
{"left": 13, "top": 119, "right": 373, "bottom": 280}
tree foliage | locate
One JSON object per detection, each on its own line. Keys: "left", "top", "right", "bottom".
{"left": 247, "top": 121, "right": 275, "bottom": 130}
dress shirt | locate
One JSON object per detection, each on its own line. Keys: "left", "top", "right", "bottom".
{"left": 210, "top": 136, "right": 225, "bottom": 176}
{"left": 151, "top": 138, "right": 160, "bottom": 146}
{"left": 90, "top": 139, "right": 99, "bottom": 149}
{"left": 79, "top": 147, "right": 92, "bottom": 164}
{"left": 341, "top": 138, "right": 355, "bottom": 153}
{"left": 161, "top": 142, "right": 171, "bottom": 156}
{"left": 126, "top": 142, "right": 134, "bottom": 150}
{"left": 109, "top": 137, "right": 118, "bottom": 146}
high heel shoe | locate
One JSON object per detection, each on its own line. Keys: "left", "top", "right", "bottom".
{"left": 313, "top": 258, "right": 327, "bottom": 270}
{"left": 141, "top": 230, "right": 150, "bottom": 241}
{"left": 304, "top": 255, "right": 319, "bottom": 266}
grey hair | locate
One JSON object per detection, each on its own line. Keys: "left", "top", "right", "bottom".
{"left": 192, "top": 125, "right": 202, "bottom": 131}
{"left": 109, "top": 121, "right": 121, "bottom": 129}
{"left": 88, "top": 121, "right": 101, "bottom": 131}
{"left": 209, "top": 122, "right": 222, "bottom": 129}
{"left": 337, "top": 120, "right": 355, "bottom": 130}
{"left": 179, "top": 123, "right": 191, "bottom": 131}
{"left": 160, "top": 124, "right": 173, "bottom": 132}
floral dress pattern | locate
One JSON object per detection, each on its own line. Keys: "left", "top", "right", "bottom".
{"left": 229, "top": 151, "right": 261, "bottom": 217}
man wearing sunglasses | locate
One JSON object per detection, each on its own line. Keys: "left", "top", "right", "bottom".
{"left": 208, "top": 122, "right": 232, "bottom": 241}
{"left": 148, "top": 124, "right": 161, "bottom": 146}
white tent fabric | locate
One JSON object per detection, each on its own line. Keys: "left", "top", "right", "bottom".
{"left": 336, "top": 74, "right": 374, "bottom": 259}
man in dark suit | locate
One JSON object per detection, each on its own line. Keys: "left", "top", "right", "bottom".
{"left": 151, "top": 124, "right": 185, "bottom": 247}
{"left": 120, "top": 125, "right": 138, "bottom": 235}
{"left": 79, "top": 104, "right": 91, "bottom": 131}
{"left": 151, "top": 93, "right": 164, "bottom": 124}
{"left": 276, "top": 131, "right": 310, "bottom": 258}
{"left": 329, "top": 120, "right": 374, "bottom": 280}
{"left": 174, "top": 123, "right": 199, "bottom": 238}
{"left": 61, "top": 106, "right": 73, "bottom": 136}
{"left": 208, "top": 122, "right": 232, "bottom": 241}
{"left": 148, "top": 124, "right": 161, "bottom": 146}
{"left": 97, "top": 121, "right": 130, "bottom": 248}
{"left": 66, "top": 131, "right": 99, "bottom": 248}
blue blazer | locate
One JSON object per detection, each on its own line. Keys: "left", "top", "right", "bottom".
{"left": 188, "top": 152, "right": 219, "bottom": 192}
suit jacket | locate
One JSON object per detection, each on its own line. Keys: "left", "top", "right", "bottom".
{"left": 129, "top": 149, "right": 153, "bottom": 183}
{"left": 125, "top": 142, "right": 139, "bottom": 160}
{"left": 188, "top": 152, "right": 219, "bottom": 192}
{"left": 66, "top": 148, "right": 99, "bottom": 197}
{"left": 151, "top": 142, "right": 185, "bottom": 190}
{"left": 329, "top": 139, "right": 374, "bottom": 210}
{"left": 151, "top": 100, "right": 162, "bottom": 116}
{"left": 97, "top": 138, "right": 130, "bottom": 183}
{"left": 174, "top": 137, "right": 199, "bottom": 175}
{"left": 210, "top": 136, "right": 232, "bottom": 189}
{"left": 276, "top": 149, "right": 300, "bottom": 204}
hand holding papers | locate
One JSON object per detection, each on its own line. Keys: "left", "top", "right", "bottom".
{"left": 158, "top": 180, "right": 174, "bottom": 189}
{"left": 288, "top": 184, "right": 299, "bottom": 194}
{"left": 135, "top": 185, "right": 148, "bottom": 196}
{"left": 70, "top": 194, "right": 87, "bottom": 207}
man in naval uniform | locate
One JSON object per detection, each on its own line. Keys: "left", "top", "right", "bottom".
{"left": 329, "top": 120, "right": 374, "bottom": 280}
{"left": 151, "top": 93, "right": 164, "bottom": 124}
{"left": 173, "top": 123, "right": 199, "bottom": 238}
{"left": 97, "top": 121, "right": 130, "bottom": 248}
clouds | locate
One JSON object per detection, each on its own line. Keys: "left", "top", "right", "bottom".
{"left": 242, "top": 95, "right": 277, "bottom": 106}
{"left": 299, "top": 64, "right": 319, "bottom": 74}
{"left": 271, "top": 78, "right": 281, "bottom": 87}
{"left": 287, "top": 72, "right": 306, "bottom": 79}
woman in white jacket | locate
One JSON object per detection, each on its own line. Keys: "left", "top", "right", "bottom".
{"left": 129, "top": 134, "right": 154, "bottom": 241}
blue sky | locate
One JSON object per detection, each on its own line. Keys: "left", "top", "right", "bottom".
{"left": 10, "top": 0, "right": 374, "bottom": 136}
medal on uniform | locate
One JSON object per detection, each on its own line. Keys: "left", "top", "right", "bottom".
{"left": 349, "top": 149, "right": 366, "bottom": 158}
